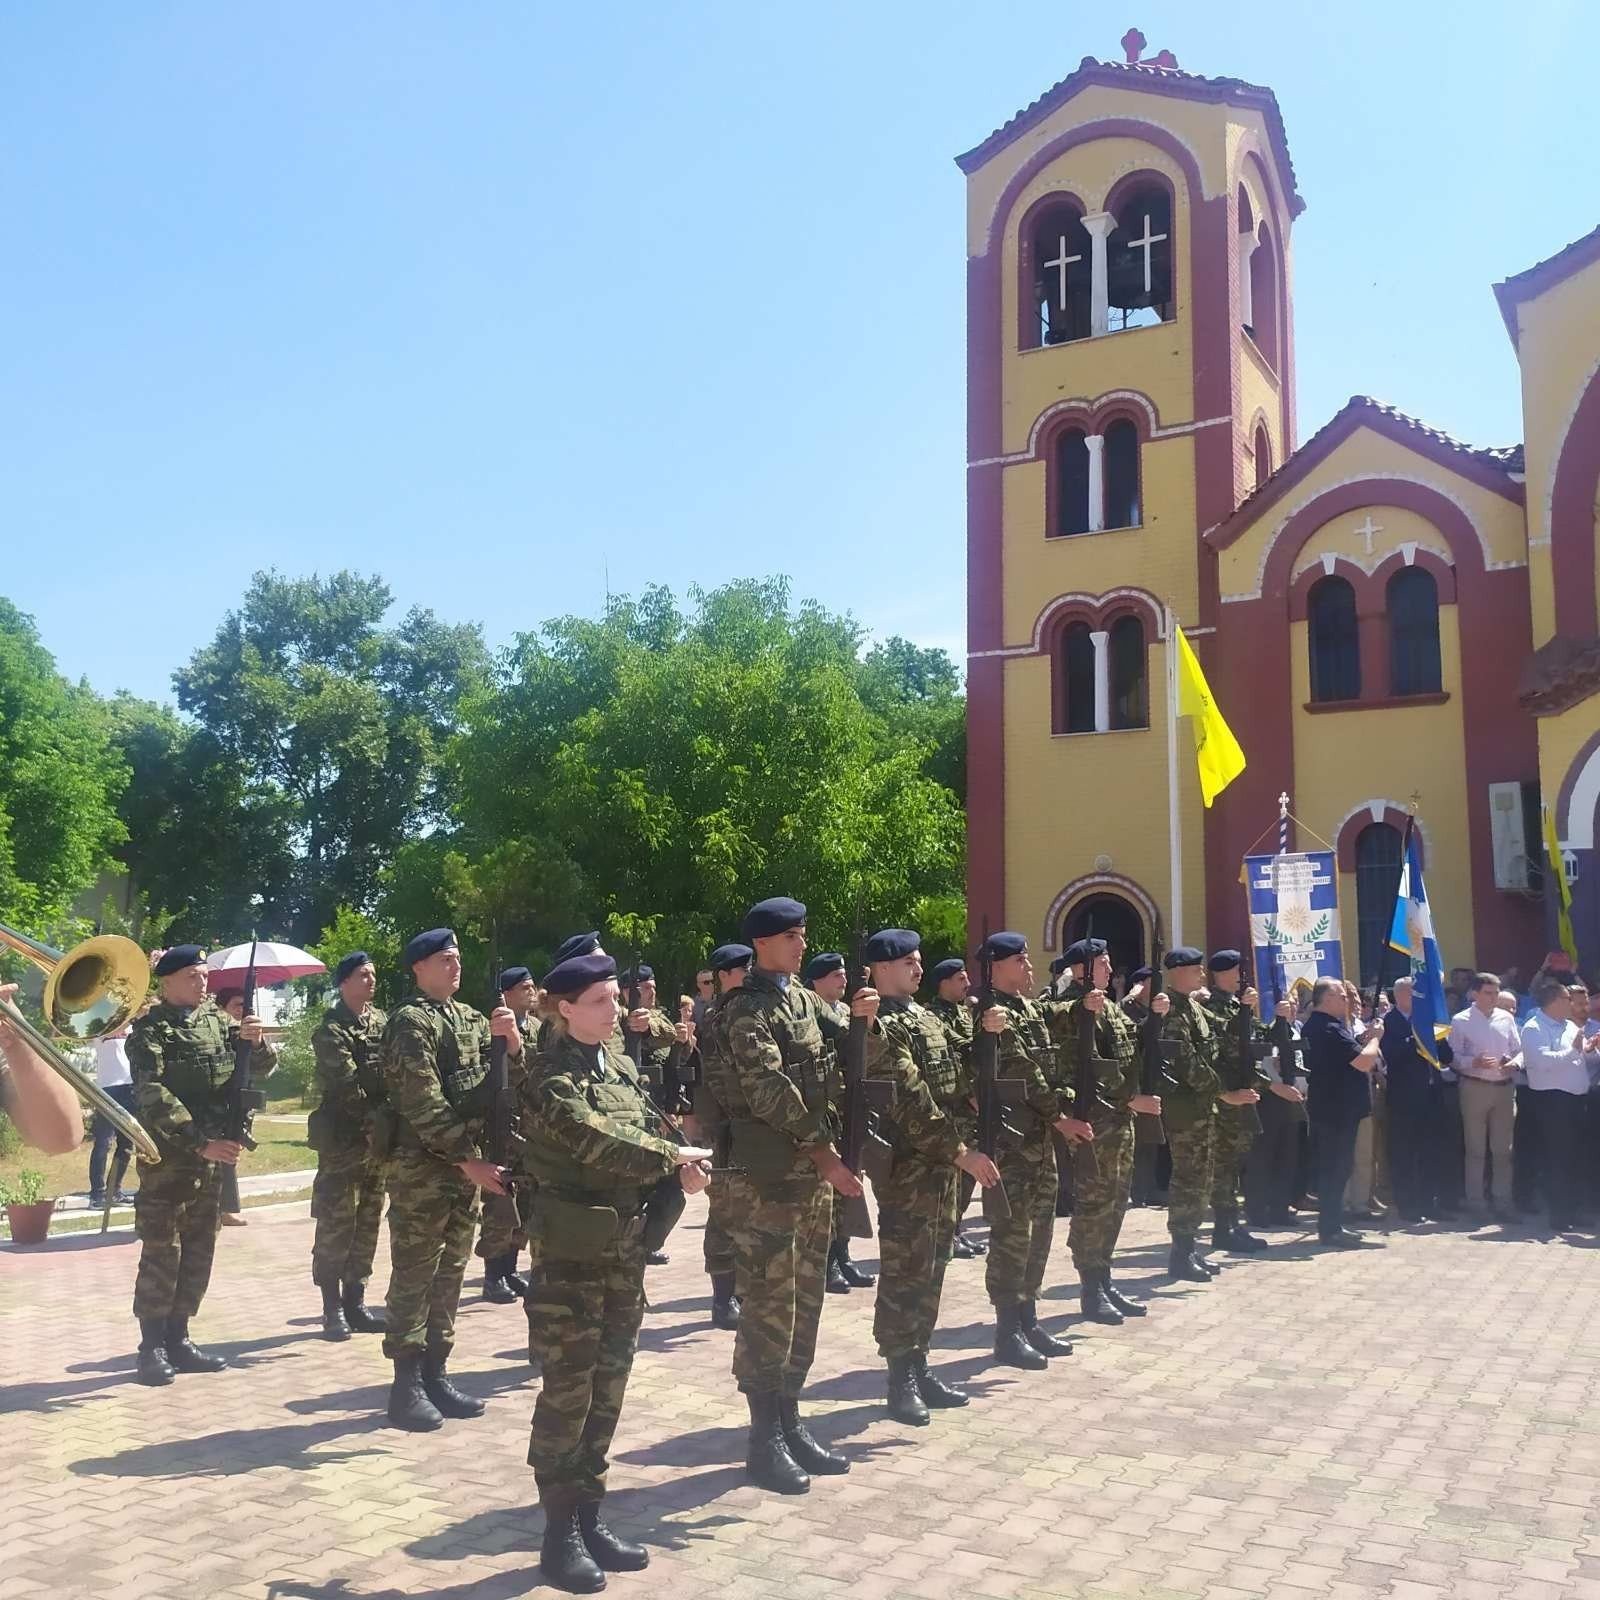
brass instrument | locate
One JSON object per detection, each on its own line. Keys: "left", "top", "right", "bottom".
{"left": 0, "top": 923, "right": 161, "bottom": 1163}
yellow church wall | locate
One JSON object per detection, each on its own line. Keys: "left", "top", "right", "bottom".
{"left": 1289, "top": 611, "right": 1478, "bottom": 968}
{"left": 1239, "top": 345, "right": 1284, "bottom": 467}
{"left": 1539, "top": 703, "right": 1600, "bottom": 838}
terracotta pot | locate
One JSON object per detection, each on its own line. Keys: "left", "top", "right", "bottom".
{"left": 6, "top": 1200, "right": 55, "bottom": 1245}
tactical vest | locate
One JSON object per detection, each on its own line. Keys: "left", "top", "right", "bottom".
{"left": 132, "top": 1000, "right": 234, "bottom": 1141}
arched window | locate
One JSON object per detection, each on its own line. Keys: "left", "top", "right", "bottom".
{"left": 1103, "top": 419, "right": 1141, "bottom": 529}
{"left": 1308, "top": 575, "right": 1360, "bottom": 703}
{"left": 1388, "top": 568, "right": 1442, "bottom": 696}
{"left": 1055, "top": 428, "right": 1091, "bottom": 536}
{"left": 1249, "top": 224, "right": 1279, "bottom": 369}
{"left": 1029, "top": 203, "right": 1092, "bottom": 348}
{"left": 1355, "top": 822, "right": 1406, "bottom": 988}
{"left": 1108, "top": 184, "right": 1174, "bottom": 330}
{"left": 1252, "top": 423, "right": 1272, "bottom": 490}
{"left": 1061, "top": 622, "right": 1095, "bottom": 733}
{"left": 1108, "top": 615, "right": 1148, "bottom": 730}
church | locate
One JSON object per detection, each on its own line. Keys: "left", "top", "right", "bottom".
{"left": 960, "top": 32, "right": 1600, "bottom": 986}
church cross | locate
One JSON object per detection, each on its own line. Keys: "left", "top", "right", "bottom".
{"left": 1354, "top": 514, "right": 1383, "bottom": 556}
{"left": 1128, "top": 212, "right": 1168, "bottom": 294}
{"left": 1043, "top": 236, "right": 1082, "bottom": 311}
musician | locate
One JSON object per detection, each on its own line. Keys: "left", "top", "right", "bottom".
{"left": 0, "top": 981, "right": 83, "bottom": 1155}
{"left": 126, "top": 946, "right": 275, "bottom": 1387}
{"left": 521, "top": 951, "right": 710, "bottom": 1592}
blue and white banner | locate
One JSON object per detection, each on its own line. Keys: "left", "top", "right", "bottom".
{"left": 1245, "top": 850, "right": 1344, "bottom": 1004}
{"left": 1387, "top": 830, "right": 1451, "bottom": 1067}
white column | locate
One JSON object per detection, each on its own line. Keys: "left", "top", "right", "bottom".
{"left": 1090, "top": 629, "right": 1111, "bottom": 733}
{"left": 1085, "top": 431, "right": 1106, "bottom": 532}
{"left": 1082, "top": 211, "right": 1115, "bottom": 337}
{"left": 1238, "top": 231, "right": 1258, "bottom": 329}
{"left": 1165, "top": 606, "right": 1183, "bottom": 946}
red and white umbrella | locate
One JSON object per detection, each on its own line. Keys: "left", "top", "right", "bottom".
{"left": 204, "top": 940, "right": 327, "bottom": 990}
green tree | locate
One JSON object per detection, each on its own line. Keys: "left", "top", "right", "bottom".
{"left": 857, "top": 635, "right": 966, "bottom": 800}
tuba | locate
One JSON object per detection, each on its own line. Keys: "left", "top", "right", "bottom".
{"left": 0, "top": 923, "right": 161, "bottom": 1163}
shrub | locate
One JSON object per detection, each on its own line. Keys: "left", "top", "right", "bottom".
{"left": 0, "top": 1168, "right": 47, "bottom": 1206}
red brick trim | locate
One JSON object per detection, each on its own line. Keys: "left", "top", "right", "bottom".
{"left": 1042, "top": 873, "right": 1158, "bottom": 954}
{"left": 1014, "top": 189, "right": 1091, "bottom": 352}
{"left": 1334, "top": 805, "right": 1429, "bottom": 873}
{"left": 1286, "top": 548, "right": 1457, "bottom": 619}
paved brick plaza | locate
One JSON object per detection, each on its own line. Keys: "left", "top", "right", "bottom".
{"left": 6, "top": 1199, "right": 1600, "bottom": 1600}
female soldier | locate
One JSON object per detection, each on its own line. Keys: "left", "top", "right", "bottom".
{"left": 522, "top": 952, "right": 712, "bottom": 1593}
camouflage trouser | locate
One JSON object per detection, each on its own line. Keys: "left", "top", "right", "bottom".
{"left": 728, "top": 1171, "right": 830, "bottom": 1395}
{"left": 985, "top": 1135, "right": 1058, "bottom": 1308}
{"left": 381, "top": 1151, "right": 479, "bottom": 1360}
{"left": 1209, "top": 1109, "right": 1258, "bottom": 1223}
{"left": 311, "top": 1144, "right": 387, "bottom": 1287}
{"left": 132, "top": 1156, "right": 222, "bottom": 1321}
{"left": 1166, "top": 1116, "right": 1217, "bottom": 1239}
{"left": 476, "top": 1190, "right": 528, "bottom": 1261}
{"left": 873, "top": 1161, "right": 958, "bottom": 1358}
{"left": 526, "top": 1222, "right": 646, "bottom": 1502}
{"left": 832, "top": 1194, "right": 852, "bottom": 1246}
{"left": 703, "top": 1171, "right": 737, "bottom": 1279}
{"left": 1069, "top": 1116, "right": 1135, "bottom": 1272}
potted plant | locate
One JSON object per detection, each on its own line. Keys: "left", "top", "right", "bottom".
{"left": 2, "top": 1169, "right": 55, "bottom": 1245}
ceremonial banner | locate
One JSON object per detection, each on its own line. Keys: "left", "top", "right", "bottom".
{"left": 1386, "top": 830, "right": 1451, "bottom": 1067}
{"left": 1245, "top": 850, "right": 1343, "bottom": 1003}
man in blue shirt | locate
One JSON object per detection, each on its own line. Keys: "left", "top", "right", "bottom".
{"left": 1303, "top": 977, "right": 1382, "bottom": 1248}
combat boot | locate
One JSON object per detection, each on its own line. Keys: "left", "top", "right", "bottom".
{"left": 1101, "top": 1270, "right": 1147, "bottom": 1318}
{"left": 1078, "top": 1271, "right": 1123, "bottom": 1326}
{"left": 644, "top": 1249, "right": 670, "bottom": 1266}
{"left": 1018, "top": 1299, "right": 1073, "bottom": 1357}
{"left": 1191, "top": 1244, "right": 1221, "bottom": 1276}
{"left": 341, "top": 1279, "right": 385, "bottom": 1333}
{"left": 912, "top": 1353, "right": 969, "bottom": 1408}
{"left": 710, "top": 1272, "right": 741, "bottom": 1330}
{"left": 836, "top": 1238, "right": 875, "bottom": 1288}
{"left": 779, "top": 1396, "right": 850, "bottom": 1474}
{"left": 825, "top": 1242, "right": 851, "bottom": 1294}
{"left": 539, "top": 1494, "right": 606, "bottom": 1593}
{"left": 165, "top": 1318, "right": 227, "bottom": 1373}
{"left": 951, "top": 1230, "right": 976, "bottom": 1259}
{"left": 1168, "top": 1237, "right": 1211, "bottom": 1282}
{"left": 387, "top": 1353, "right": 444, "bottom": 1432}
{"left": 320, "top": 1282, "right": 351, "bottom": 1342}
{"left": 886, "top": 1354, "right": 930, "bottom": 1426}
{"left": 744, "top": 1392, "right": 810, "bottom": 1495}
{"left": 576, "top": 1501, "right": 648, "bottom": 1572}
{"left": 1218, "top": 1220, "right": 1268, "bottom": 1253}
{"left": 483, "top": 1257, "right": 518, "bottom": 1304}
{"left": 501, "top": 1254, "right": 530, "bottom": 1297}
{"left": 993, "top": 1303, "right": 1047, "bottom": 1370}
{"left": 421, "top": 1350, "right": 485, "bottom": 1418}
{"left": 136, "top": 1319, "right": 176, "bottom": 1387}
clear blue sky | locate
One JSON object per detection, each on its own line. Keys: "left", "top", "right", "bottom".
{"left": 5, "top": 2, "right": 1594, "bottom": 703}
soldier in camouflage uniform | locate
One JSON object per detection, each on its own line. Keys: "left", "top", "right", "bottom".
{"left": 974, "top": 931, "right": 1094, "bottom": 1369}
{"left": 380, "top": 928, "right": 524, "bottom": 1432}
{"left": 722, "top": 897, "right": 868, "bottom": 1496}
{"left": 478, "top": 965, "right": 539, "bottom": 1304}
{"left": 309, "top": 951, "right": 390, "bottom": 1341}
{"left": 619, "top": 963, "right": 695, "bottom": 1266}
{"left": 1056, "top": 940, "right": 1167, "bottom": 1324}
{"left": 927, "top": 957, "right": 986, "bottom": 1259}
{"left": 127, "top": 945, "right": 276, "bottom": 1387}
{"left": 521, "top": 952, "right": 711, "bottom": 1593}
{"left": 1122, "top": 966, "right": 1169, "bottom": 1207}
{"left": 1200, "top": 951, "right": 1272, "bottom": 1255}
{"left": 863, "top": 929, "right": 999, "bottom": 1426}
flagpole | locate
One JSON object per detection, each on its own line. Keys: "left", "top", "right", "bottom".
{"left": 1165, "top": 604, "right": 1183, "bottom": 947}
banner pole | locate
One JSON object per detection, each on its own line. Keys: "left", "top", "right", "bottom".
{"left": 1165, "top": 604, "right": 1183, "bottom": 947}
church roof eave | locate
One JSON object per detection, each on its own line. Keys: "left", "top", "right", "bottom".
{"left": 1493, "top": 222, "right": 1600, "bottom": 351}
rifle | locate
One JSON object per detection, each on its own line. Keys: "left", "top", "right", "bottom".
{"left": 972, "top": 916, "right": 1026, "bottom": 1222}
{"left": 483, "top": 935, "right": 521, "bottom": 1216}
{"left": 836, "top": 924, "right": 892, "bottom": 1240}
{"left": 624, "top": 952, "right": 664, "bottom": 1108}
{"left": 1071, "top": 920, "right": 1112, "bottom": 1178}
{"left": 640, "top": 1100, "right": 737, "bottom": 1253}
{"left": 1136, "top": 924, "right": 1177, "bottom": 1146}
{"left": 224, "top": 936, "right": 267, "bottom": 1150}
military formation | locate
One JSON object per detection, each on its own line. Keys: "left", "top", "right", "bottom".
{"left": 121, "top": 904, "right": 1299, "bottom": 1595}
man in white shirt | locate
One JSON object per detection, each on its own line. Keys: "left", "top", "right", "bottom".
{"left": 88, "top": 1025, "right": 138, "bottom": 1207}
{"left": 1520, "top": 978, "right": 1599, "bottom": 1230}
{"left": 1445, "top": 972, "right": 1521, "bottom": 1217}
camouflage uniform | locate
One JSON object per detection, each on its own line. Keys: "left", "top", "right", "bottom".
{"left": 380, "top": 994, "right": 506, "bottom": 1360}
{"left": 1059, "top": 982, "right": 1140, "bottom": 1273}
{"left": 520, "top": 1029, "right": 679, "bottom": 1503}
{"left": 929, "top": 996, "right": 979, "bottom": 1224}
{"left": 309, "top": 998, "right": 390, "bottom": 1289}
{"left": 692, "top": 993, "right": 738, "bottom": 1281}
{"left": 476, "top": 1010, "right": 537, "bottom": 1264}
{"left": 628, "top": 1006, "right": 691, "bottom": 1115}
{"left": 816, "top": 995, "right": 855, "bottom": 1251}
{"left": 867, "top": 997, "right": 967, "bottom": 1357}
{"left": 720, "top": 969, "right": 843, "bottom": 1396}
{"left": 1161, "top": 993, "right": 1222, "bottom": 1239}
{"left": 128, "top": 999, "right": 276, "bottom": 1322}
{"left": 1200, "top": 991, "right": 1271, "bottom": 1232}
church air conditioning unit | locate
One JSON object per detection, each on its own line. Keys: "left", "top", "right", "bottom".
{"left": 1488, "top": 780, "right": 1541, "bottom": 892}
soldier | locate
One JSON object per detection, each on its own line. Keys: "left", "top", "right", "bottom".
{"left": 974, "top": 931, "right": 1094, "bottom": 1368}
{"left": 694, "top": 942, "right": 755, "bottom": 1330}
{"left": 621, "top": 962, "right": 694, "bottom": 1266}
{"left": 522, "top": 952, "right": 712, "bottom": 1593}
{"left": 1200, "top": 951, "right": 1272, "bottom": 1254}
{"left": 1122, "top": 965, "right": 1167, "bottom": 1207}
{"left": 309, "top": 950, "right": 390, "bottom": 1341}
{"left": 862, "top": 928, "right": 1000, "bottom": 1425}
{"left": 1056, "top": 940, "right": 1166, "bottom": 1324}
{"left": 126, "top": 945, "right": 275, "bottom": 1387}
{"left": 723, "top": 897, "right": 870, "bottom": 1495}
{"left": 380, "top": 927, "right": 523, "bottom": 1431}
{"left": 479, "top": 965, "right": 539, "bottom": 1304}
{"left": 927, "top": 956, "right": 985, "bottom": 1258}
{"left": 804, "top": 950, "right": 875, "bottom": 1294}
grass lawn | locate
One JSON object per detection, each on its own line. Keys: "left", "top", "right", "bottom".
{"left": 29, "top": 1183, "right": 315, "bottom": 1237}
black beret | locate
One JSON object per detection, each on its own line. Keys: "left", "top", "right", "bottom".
{"left": 498, "top": 966, "right": 532, "bottom": 992}
{"left": 928, "top": 958, "right": 966, "bottom": 985}
{"left": 743, "top": 896, "right": 807, "bottom": 940}
{"left": 979, "top": 931, "right": 1027, "bottom": 960}
{"left": 1050, "top": 954, "right": 1070, "bottom": 976}
{"left": 1164, "top": 946, "right": 1204, "bottom": 971}
{"left": 153, "top": 945, "right": 205, "bottom": 977}
{"left": 864, "top": 928, "right": 920, "bottom": 963}
{"left": 542, "top": 952, "right": 618, "bottom": 996}
{"left": 1129, "top": 965, "right": 1154, "bottom": 984}
{"left": 1208, "top": 949, "right": 1242, "bottom": 973}
{"left": 803, "top": 952, "right": 846, "bottom": 984}
{"left": 404, "top": 928, "right": 457, "bottom": 967}
{"left": 709, "top": 942, "right": 754, "bottom": 972}
{"left": 334, "top": 951, "right": 373, "bottom": 986}
{"left": 630, "top": 964, "right": 655, "bottom": 983}
{"left": 554, "top": 931, "right": 602, "bottom": 963}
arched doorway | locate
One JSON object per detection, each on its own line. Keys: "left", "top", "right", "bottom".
{"left": 1060, "top": 893, "right": 1145, "bottom": 990}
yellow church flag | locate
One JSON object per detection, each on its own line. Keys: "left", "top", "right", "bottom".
{"left": 1173, "top": 624, "right": 1246, "bottom": 808}
{"left": 1543, "top": 805, "right": 1578, "bottom": 964}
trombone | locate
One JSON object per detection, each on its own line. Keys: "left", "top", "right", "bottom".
{"left": 0, "top": 923, "right": 161, "bottom": 1163}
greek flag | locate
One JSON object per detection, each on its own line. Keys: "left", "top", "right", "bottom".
{"left": 1386, "top": 830, "right": 1450, "bottom": 1067}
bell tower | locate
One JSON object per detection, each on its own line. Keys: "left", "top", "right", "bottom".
{"left": 959, "top": 34, "right": 1302, "bottom": 964}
